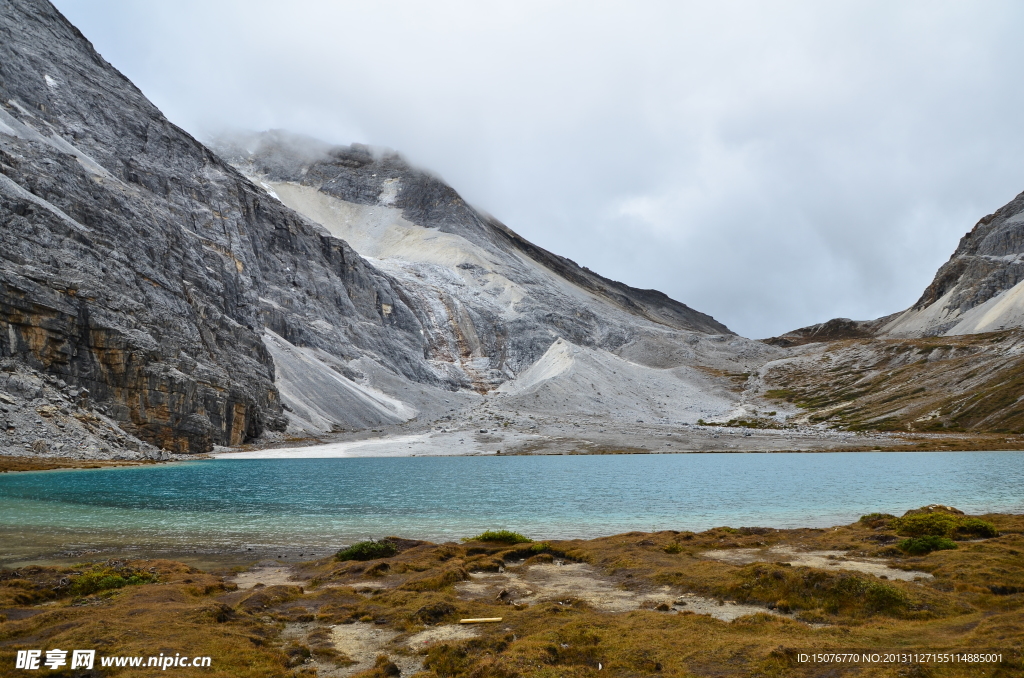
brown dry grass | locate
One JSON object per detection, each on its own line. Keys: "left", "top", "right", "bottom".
{"left": 2, "top": 511, "right": 1022, "bottom": 677}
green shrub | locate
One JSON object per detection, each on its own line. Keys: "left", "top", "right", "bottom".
{"left": 892, "top": 512, "right": 961, "bottom": 538}
{"left": 863, "top": 581, "right": 912, "bottom": 613}
{"left": 335, "top": 539, "right": 398, "bottom": 562}
{"left": 892, "top": 513, "right": 998, "bottom": 540}
{"left": 897, "top": 536, "right": 958, "bottom": 555}
{"left": 68, "top": 566, "right": 158, "bottom": 596}
{"left": 464, "top": 530, "right": 532, "bottom": 544}
{"left": 663, "top": 543, "right": 684, "bottom": 554}
{"left": 529, "top": 542, "right": 551, "bottom": 553}
{"left": 957, "top": 518, "right": 998, "bottom": 538}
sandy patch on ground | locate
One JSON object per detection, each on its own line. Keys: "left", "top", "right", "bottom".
{"left": 406, "top": 624, "right": 480, "bottom": 649}
{"left": 670, "top": 593, "right": 784, "bottom": 621}
{"left": 328, "top": 623, "right": 425, "bottom": 676}
{"left": 230, "top": 565, "right": 308, "bottom": 590}
{"left": 703, "top": 546, "right": 932, "bottom": 581}
{"left": 458, "top": 561, "right": 783, "bottom": 622}
{"left": 342, "top": 580, "right": 392, "bottom": 593}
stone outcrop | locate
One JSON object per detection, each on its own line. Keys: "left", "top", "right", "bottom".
{"left": 763, "top": 315, "right": 900, "bottom": 347}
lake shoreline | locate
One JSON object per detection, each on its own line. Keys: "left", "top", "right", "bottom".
{"left": 5, "top": 425, "right": 1024, "bottom": 472}
{"left": 3, "top": 452, "right": 1024, "bottom": 574}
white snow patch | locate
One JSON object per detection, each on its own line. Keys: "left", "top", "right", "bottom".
{"left": 43, "top": 74, "right": 58, "bottom": 88}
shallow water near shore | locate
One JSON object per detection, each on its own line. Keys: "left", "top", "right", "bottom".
{"left": 1, "top": 451, "right": 1023, "bottom": 566}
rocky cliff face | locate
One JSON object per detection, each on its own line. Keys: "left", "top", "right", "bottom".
{"left": 878, "top": 190, "right": 1024, "bottom": 337}
{"left": 217, "top": 132, "right": 730, "bottom": 336}
{"left": 0, "top": 1, "right": 737, "bottom": 450}
{"left": 0, "top": 0, "right": 455, "bottom": 452}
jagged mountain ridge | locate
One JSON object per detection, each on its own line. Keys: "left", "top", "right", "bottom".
{"left": 880, "top": 189, "right": 1024, "bottom": 337}
{"left": 216, "top": 131, "right": 730, "bottom": 337}
{"left": 0, "top": 0, "right": 739, "bottom": 450}
{"left": 207, "top": 132, "right": 737, "bottom": 411}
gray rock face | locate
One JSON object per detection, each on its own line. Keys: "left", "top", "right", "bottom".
{"left": 213, "top": 131, "right": 734, "bottom": 407}
{"left": 0, "top": 1, "right": 734, "bottom": 448}
{"left": 880, "top": 190, "right": 1024, "bottom": 337}
{"left": 220, "top": 131, "right": 730, "bottom": 337}
{"left": 914, "top": 192, "right": 1024, "bottom": 313}
{"left": 0, "top": 0, "right": 439, "bottom": 451}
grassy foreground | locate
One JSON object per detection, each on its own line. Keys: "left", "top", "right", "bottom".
{"left": 1, "top": 508, "right": 1022, "bottom": 677}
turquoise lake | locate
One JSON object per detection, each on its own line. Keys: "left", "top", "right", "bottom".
{"left": 1, "top": 452, "right": 1023, "bottom": 561}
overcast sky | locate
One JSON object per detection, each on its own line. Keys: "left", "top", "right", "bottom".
{"left": 54, "top": 0, "right": 1024, "bottom": 338}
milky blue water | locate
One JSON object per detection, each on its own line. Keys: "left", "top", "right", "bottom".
{"left": 1, "top": 452, "right": 1022, "bottom": 554}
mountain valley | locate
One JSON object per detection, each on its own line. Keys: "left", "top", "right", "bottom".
{"left": 2, "top": 0, "right": 1024, "bottom": 464}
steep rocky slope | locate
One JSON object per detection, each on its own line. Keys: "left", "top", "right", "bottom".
{"left": 0, "top": 0, "right": 746, "bottom": 452}
{"left": 752, "top": 330, "right": 1024, "bottom": 434}
{"left": 881, "top": 190, "right": 1024, "bottom": 337}
{"left": 0, "top": 0, "right": 477, "bottom": 452}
